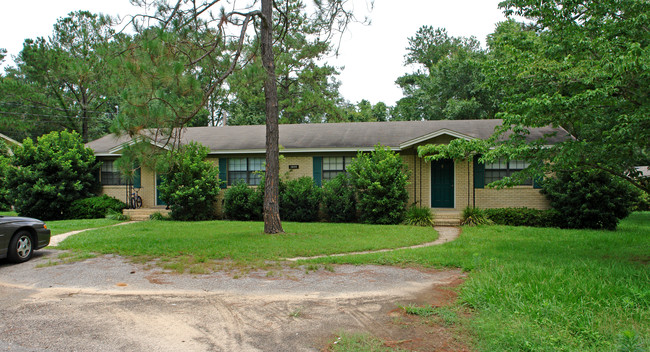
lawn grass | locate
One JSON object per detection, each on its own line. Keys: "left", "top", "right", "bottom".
{"left": 1, "top": 212, "right": 124, "bottom": 235}
{"left": 307, "top": 212, "right": 650, "bottom": 351}
{"left": 57, "top": 220, "right": 439, "bottom": 265}
{"left": 46, "top": 218, "right": 126, "bottom": 236}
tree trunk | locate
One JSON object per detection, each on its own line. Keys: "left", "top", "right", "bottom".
{"left": 260, "top": 0, "right": 284, "bottom": 234}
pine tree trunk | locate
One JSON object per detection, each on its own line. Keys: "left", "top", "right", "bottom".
{"left": 260, "top": 0, "right": 284, "bottom": 234}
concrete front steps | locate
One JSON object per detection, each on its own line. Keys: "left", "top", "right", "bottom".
{"left": 123, "top": 207, "right": 171, "bottom": 221}
{"left": 433, "top": 209, "right": 462, "bottom": 226}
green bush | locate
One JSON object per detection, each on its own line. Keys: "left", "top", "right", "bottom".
{"left": 461, "top": 207, "right": 492, "bottom": 226}
{"left": 541, "top": 169, "right": 637, "bottom": 230}
{"left": 403, "top": 206, "right": 434, "bottom": 226}
{"left": 223, "top": 181, "right": 260, "bottom": 221}
{"left": 0, "top": 143, "right": 11, "bottom": 211}
{"left": 69, "top": 195, "right": 127, "bottom": 219}
{"left": 631, "top": 190, "right": 650, "bottom": 212}
{"left": 348, "top": 144, "right": 410, "bottom": 225}
{"left": 322, "top": 173, "right": 356, "bottom": 223}
{"left": 158, "top": 142, "right": 222, "bottom": 221}
{"left": 280, "top": 176, "right": 322, "bottom": 222}
{"left": 484, "top": 207, "right": 561, "bottom": 227}
{"left": 6, "top": 131, "right": 100, "bottom": 220}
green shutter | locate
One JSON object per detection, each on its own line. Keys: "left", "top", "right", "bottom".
{"left": 533, "top": 176, "right": 543, "bottom": 189}
{"left": 473, "top": 155, "right": 485, "bottom": 189}
{"left": 133, "top": 166, "right": 141, "bottom": 188}
{"left": 219, "top": 158, "right": 228, "bottom": 189}
{"left": 313, "top": 157, "right": 323, "bottom": 187}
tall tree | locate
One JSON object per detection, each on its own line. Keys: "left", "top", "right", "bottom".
{"left": 118, "top": 0, "right": 369, "bottom": 233}
{"left": 225, "top": 1, "right": 344, "bottom": 125}
{"left": 420, "top": 0, "right": 650, "bottom": 194}
{"left": 0, "top": 11, "right": 118, "bottom": 142}
{"left": 393, "top": 27, "right": 496, "bottom": 121}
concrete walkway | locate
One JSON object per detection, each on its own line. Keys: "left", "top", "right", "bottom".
{"left": 49, "top": 221, "right": 138, "bottom": 246}
{"left": 285, "top": 226, "right": 461, "bottom": 261}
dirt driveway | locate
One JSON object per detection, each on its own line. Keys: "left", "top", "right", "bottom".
{"left": 0, "top": 247, "right": 467, "bottom": 352}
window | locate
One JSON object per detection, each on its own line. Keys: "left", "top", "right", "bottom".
{"left": 101, "top": 160, "right": 126, "bottom": 185}
{"left": 228, "top": 157, "right": 264, "bottom": 186}
{"left": 322, "top": 156, "right": 353, "bottom": 181}
{"left": 484, "top": 158, "right": 532, "bottom": 185}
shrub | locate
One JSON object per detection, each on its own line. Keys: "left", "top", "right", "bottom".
{"left": 223, "top": 181, "right": 260, "bottom": 221}
{"left": 541, "top": 169, "right": 637, "bottom": 230}
{"left": 461, "top": 207, "right": 492, "bottom": 226}
{"left": 484, "top": 207, "right": 561, "bottom": 227}
{"left": 322, "top": 173, "right": 356, "bottom": 223}
{"left": 280, "top": 176, "right": 322, "bottom": 222}
{"left": 158, "top": 142, "right": 222, "bottom": 221}
{"left": 6, "top": 131, "right": 99, "bottom": 220}
{"left": 348, "top": 144, "right": 410, "bottom": 225}
{"left": 630, "top": 190, "right": 650, "bottom": 212}
{"left": 69, "top": 195, "right": 127, "bottom": 219}
{"left": 0, "top": 144, "right": 11, "bottom": 211}
{"left": 403, "top": 206, "right": 434, "bottom": 226}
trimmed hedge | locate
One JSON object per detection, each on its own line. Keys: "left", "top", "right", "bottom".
{"left": 484, "top": 207, "right": 561, "bottom": 228}
{"left": 69, "top": 195, "right": 127, "bottom": 219}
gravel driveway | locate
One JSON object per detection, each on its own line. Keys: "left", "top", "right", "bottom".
{"left": 0, "top": 245, "right": 465, "bottom": 351}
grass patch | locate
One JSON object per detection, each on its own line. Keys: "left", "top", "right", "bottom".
{"left": 0, "top": 211, "right": 18, "bottom": 216}
{"left": 309, "top": 212, "right": 650, "bottom": 351}
{"left": 47, "top": 218, "right": 126, "bottom": 236}
{"left": 400, "top": 304, "right": 459, "bottom": 326}
{"left": 327, "top": 332, "right": 407, "bottom": 352}
{"left": 57, "top": 220, "right": 438, "bottom": 268}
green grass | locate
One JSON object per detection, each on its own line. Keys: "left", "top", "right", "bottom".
{"left": 0, "top": 212, "right": 124, "bottom": 236}
{"left": 46, "top": 218, "right": 126, "bottom": 236}
{"left": 308, "top": 212, "right": 650, "bottom": 351}
{"left": 327, "top": 333, "right": 407, "bottom": 352}
{"left": 57, "top": 220, "right": 438, "bottom": 265}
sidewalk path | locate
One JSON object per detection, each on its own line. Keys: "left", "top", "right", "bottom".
{"left": 285, "top": 226, "right": 460, "bottom": 261}
{"left": 49, "top": 221, "right": 138, "bottom": 246}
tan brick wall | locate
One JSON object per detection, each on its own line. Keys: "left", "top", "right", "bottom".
{"left": 101, "top": 186, "right": 130, "bottom": 205}
{"left": 401, "top": 137, "right": 549, "bottom": 210}
{"left": 98, "top": 141, "right": 550, "bottom": 213}
{"left": 475, "top": 188, "right": 550, "bottom": 209}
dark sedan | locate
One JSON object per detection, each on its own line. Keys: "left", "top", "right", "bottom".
{"left": 0, "top": 215, "right": 51, "bottom": 263}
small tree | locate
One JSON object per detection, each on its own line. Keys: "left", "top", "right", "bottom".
{"left": 348, "top": 145, "right": 410, "bottom": 224}
{"left": 541, "top": 169, "right": 637, "bottom": 230}
{"left": 280, "top": 176, "right": 322, "bottom": 222}
{"left": 322, "top": 173, "right": 356, "bottom": 223}
{"left": 158, "top": 142, "right": 221, "bottom": 221}
{"left": 6, "top": 131, "right": 99, "bottom": 220}
{"left": 0, "top": 141, "right": 11, "bottom": 211}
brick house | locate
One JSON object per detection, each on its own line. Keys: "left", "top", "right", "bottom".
{"left": 86, "top": 119, "right": 569, "bottom": 217}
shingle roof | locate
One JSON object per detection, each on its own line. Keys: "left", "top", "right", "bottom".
{"left": 87, "top": 119, "right": 570, "bottom": 155}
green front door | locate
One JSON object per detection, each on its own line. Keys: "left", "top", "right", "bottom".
{"left": 431, "top": 159, "right": 454, "bottom": 208}
{"left": 156, "top": 174, "right": 166, "bottom": 206}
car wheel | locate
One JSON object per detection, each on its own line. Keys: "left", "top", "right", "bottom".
{"left": 8, "top": 231, "right": 34, "bottom": 263}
